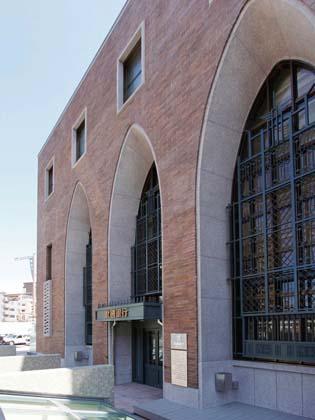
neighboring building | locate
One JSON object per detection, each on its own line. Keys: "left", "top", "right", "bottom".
{"left": 23, "top": 282, "right": 33, "bottom": 296}
{"left": 0, "top": 293, "right": 5, "bottom": 322}
{"left": 37, "top": 0, "right": 315, "bottom": 418}
{"left": 23, "top": 281, "right": 36, "bottom": 321}
{"left": 4, "top": 294, "right": 33, "bottom": 322}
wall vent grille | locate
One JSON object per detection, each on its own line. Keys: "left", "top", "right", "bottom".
{"left": 43, "top": 279, "right": 52, "bottom": 337}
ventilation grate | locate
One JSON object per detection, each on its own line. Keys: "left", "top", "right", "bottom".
{"left": 43, "top": 280, "right": 52, "bottom": 337}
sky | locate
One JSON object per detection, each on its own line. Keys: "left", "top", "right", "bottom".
{"left": 0, "top": 0, "right": 126, "bottom": 293}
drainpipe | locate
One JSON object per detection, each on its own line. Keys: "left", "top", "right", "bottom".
{"left": 157, "top": 319, "right": 163, "bottom": 327}
{"left": 109, "top": 321, "right": 116, "bottom": 366}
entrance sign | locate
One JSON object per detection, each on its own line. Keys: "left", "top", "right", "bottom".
{"left": 96, "top": 301, "right": 161, "bottom": 322}
{"left": 104, "top": 308, "right": 128, "bottom": 320}
{"left": 171, "top": 333, "right": 188, "bottom": 387}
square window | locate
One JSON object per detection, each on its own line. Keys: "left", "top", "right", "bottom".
{"left": 123, "top": 39, "right": 142, "bottom": 102}
{"left": 72, "top": 110, "right": 87, "bottom": 166}
{"left": 45, "top": 157, "right": 54, "bottom": 200}
{"left": 117, "top": 22, "right": 144, "bottom": 111}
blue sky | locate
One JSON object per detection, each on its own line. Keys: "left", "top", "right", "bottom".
{"left": 0, "top": 0, "right": 125, "bottom": 293}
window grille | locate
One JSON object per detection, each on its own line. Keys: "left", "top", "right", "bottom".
{"left": 83, "top": 231, "right": 92, "bottom": 345}
{"left": 132, "top": 164, "right": 162, "bottom": 297}
{"left": 230, "top": 61, "right": 315, "bottom": 363}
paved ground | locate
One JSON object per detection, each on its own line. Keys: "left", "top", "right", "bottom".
{"left": 134, "top": 399, "right": 313, "bottom": 420}
{"left": 113, "top": 383, "right": 312, "bottom": 420}
{"left": 114, "top": 383, "right": 162, "bottom": 416}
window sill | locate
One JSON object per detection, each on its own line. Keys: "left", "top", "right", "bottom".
{"left": 72, "top": 152, "right": 86, "bottom": 169}
{"left": 117, "top": 80, "right": 144, "bottom": 114}
{"left": 45, "top": 191, "right": 55, "bottom": 203}
{"left": 233, "top": 359, "right": 315, "bottom": 374}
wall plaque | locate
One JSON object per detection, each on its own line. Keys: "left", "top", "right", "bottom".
{"left": 171, "top": 333, "right": 188, "bottom": 387}
{"left": 171, "top": 349, "right": 188, "bottom": 387}
{"left": 171, "top": 333, "right": 187, "bottom": 350}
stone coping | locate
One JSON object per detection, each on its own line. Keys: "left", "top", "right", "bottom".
{"left": 233, "top": 360, "right": 315, "bottom": 375}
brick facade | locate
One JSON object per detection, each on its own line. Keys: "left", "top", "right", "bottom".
{"left": 37, "top": 0, "right": 314, "bottom": 392}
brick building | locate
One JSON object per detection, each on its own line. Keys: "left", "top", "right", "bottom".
{"left": 37, "top": 0, "right": 315, "bottom": 417}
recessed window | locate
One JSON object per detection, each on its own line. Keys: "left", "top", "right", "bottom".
{"left": 47, "top": 166, "right": 53, "bottom": 196}
{"left": 75, "top": 119, "right": 85, "bottom": 161}
{"left": 124, "top": 40, "right": 142, "bottom": 102}
{"left": 117, "top": 22, "right": 144, "bottom": 111}
{"left": 46, "top": 244, "right": 52, "bottom": 281}
{"left": 45, "top": 158, "right": 54, "bottom": 200}
{"left": 72, "top": 110, "right": 87, "bottom": 166}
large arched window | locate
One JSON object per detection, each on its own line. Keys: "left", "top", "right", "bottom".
{"left": 231, "top": 61, "right": 315, "bottom": 363}
{"left": 132, "top": 164, "right": 161, "bottom": 297}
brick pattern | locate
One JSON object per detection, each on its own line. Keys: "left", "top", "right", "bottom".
{"left": 37, "top": 0, "right": 260, "bottom": 389}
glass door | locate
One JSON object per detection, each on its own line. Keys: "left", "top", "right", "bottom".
{"left": 143, "top": 328, "right": 163, "bottom": 388}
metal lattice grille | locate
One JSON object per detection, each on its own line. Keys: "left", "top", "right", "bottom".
{"left": 83, "top": 231, "right": 92, "bottom": 346}
{"left": 132, "top": 164, "right": 162, "bottom": 297}
{"left": 230, "top": 61, "right": 315, "bottom": 363}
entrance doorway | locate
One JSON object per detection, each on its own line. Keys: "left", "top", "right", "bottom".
{"left": 132, "top": 321, "right": 163, "bottom": 389}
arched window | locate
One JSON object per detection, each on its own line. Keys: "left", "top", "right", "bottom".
{"left": 231, "top": 61, "right": 315, "bottom": 363}
{"left": 132, "top": 164, "right": 162, "bottom": 297}
{"left": 83, "top": 230, "right": 92, "bottom": 345}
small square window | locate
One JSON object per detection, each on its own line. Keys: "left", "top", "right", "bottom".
{"left": 117, "top": 22, "right": 144, "bottom": 111}
{"left": 45, "top": 158, "right": 54, "bottom": 200}
{"left": 75, "top": 119, "right": 85, "bottom": 161}
{"left": 123, "top": 40, "right": 142, "bottom": 102}
{"left": 72, "top": 110, "right": 87, "bottom": 166}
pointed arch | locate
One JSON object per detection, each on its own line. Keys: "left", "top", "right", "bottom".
{"left": 107, "top": 124, "right": 163, "bottom": 385}
{"left": 197, "top": 0, "right": 315, "bottom": 408}
{"left": 108, "top": 124, "right": 162, "bottom": 302}
{"left": 65, "top": 182, "right": 93, "bottom": 366}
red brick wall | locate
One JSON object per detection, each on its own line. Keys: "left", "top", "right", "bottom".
{"left": 37, "top": 0, "right": 247, "bottom": 389}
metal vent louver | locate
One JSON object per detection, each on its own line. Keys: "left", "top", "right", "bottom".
{"left": 43, "top": 280, "right": 52, "bottom": 337}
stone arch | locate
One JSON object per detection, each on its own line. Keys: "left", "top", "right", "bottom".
{"left": 65, "top": 182, "right": 93, "bottom": 367}
{"left": 197, "top": 0, "right": 315, "bottom": 407}
{"left": 108, "top": 124, "right": 162, "bottom": 384}
{"left": 108, "top": 124, "right": 161, "bottom": 302}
